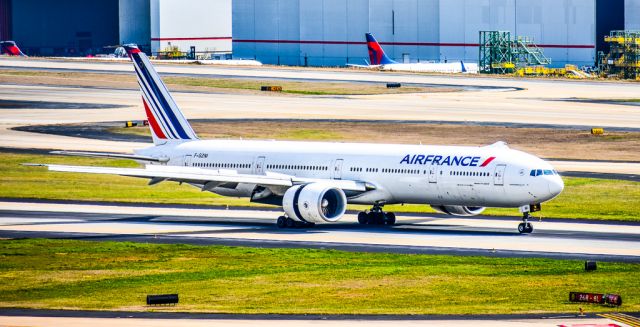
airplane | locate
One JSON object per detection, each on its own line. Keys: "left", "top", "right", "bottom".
{"left": 32, "top": 44, "right": 563, "bottom": 234}
{"left": 0, "top": 41, "right": 27, "bottom": 56}
{"left": 348, "top": 33, "right": 478, "bottom": 74}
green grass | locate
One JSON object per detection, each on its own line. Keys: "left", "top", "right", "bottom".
{"left": 162, "top": 77, "right": 437, "bottom": 95}
{"left": 0, "top": 151, "right": 259, "bottom": 207}
{"left": 1, "top": 150, "right": 639, "bottom": 221}
{"left": 0, "top": 239, "right": 637, "bottom": 314}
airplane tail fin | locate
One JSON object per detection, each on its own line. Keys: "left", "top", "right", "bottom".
{"left": 1, "top": 41, "right": 26, "bottom": 56}
{"left": 460, "top": 61, "right": 467, "bottom": 73}
{"left": 123, "top": 44, "right": 198, "bottom": 145}
{"left": 365, "top": 33, "right": 396, "bottom": 65}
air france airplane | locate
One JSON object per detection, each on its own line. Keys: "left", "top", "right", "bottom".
{"left": 37, "top": 44, "right": 563, "bottom": 234}
{"left": 349, "top": 33, "right": 478, "bottom": 74}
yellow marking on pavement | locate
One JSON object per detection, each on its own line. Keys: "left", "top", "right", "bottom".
{"left": 599, "top": 313, "right": 640, "bottom": 327}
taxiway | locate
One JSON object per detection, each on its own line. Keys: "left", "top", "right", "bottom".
{"left": 1, "top": 201, "right": 638, "bottom": 262}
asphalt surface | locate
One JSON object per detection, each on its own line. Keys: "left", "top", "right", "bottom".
{"left": 1, "top": 201, "right": 639, "bottom": 262}
{"left": 0, "top": 308, "right": 623, "bottom": 321}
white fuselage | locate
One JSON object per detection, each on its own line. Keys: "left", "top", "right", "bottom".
{"left": 381, "top": 62, "right": 479, "bottom": 74}
{"left": 139, "top": 139, "right": 563, "bottom": 208}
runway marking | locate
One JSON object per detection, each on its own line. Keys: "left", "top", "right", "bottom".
{"left": 598, "top": 313, "right": 640, "bottom": 327}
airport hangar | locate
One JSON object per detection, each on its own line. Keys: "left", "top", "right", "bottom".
{"left": 1, "top": 0, "right": 640, "bottom": 67}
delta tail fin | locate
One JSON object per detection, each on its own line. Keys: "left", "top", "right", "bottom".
{"left": 1, "top": 41, "right": 26, "bottom": 56}
{"left": 123, "top": 44, "right": 198, "bottom": 145}
{"left": 365, "top": 33, "right": 396, "bottom": 66}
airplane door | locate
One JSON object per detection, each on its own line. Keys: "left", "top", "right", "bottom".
{"left": 183, "top": 155, "right": 192, "bottom": 167}
{"left": 494, "top": 164, "right": 506, "bottom": 186}
{"left": 255, "top": 156, "right": 265, "bottom": 174}
{"left": 333, "top": 159, "right": 344, "bottom": 180}
{"left": 428, "top": 164, "right": 437, "bottom": 183}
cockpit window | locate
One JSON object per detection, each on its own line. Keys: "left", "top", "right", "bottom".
{"left": 530, "top": 169, "right": 558, "bottom": 177}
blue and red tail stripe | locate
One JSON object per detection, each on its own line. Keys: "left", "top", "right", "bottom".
{"left": 365, "top": 33, "right": 396, "bottom": 65}
{"left": 123, "top": 44, "right": 197, "bottom": 144}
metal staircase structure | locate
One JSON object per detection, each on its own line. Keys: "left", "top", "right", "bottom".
{"left": 514, "top": 36, "right": 551, "bottom": 66}
{"left": 479, "top": 31, "right": 551, "bottom": 74}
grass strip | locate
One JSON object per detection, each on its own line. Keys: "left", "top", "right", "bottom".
{"left": 1, "top": 150, "right": 638, "bottom": 221}
{"left": 0, "top": 239, "right": 637, "bottom": 314}
{"left": 0, "top": 70, "right": 445, "bottom": 96}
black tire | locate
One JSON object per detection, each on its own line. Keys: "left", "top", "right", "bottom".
{"left": 518, "top": 223, "right": 526, "bottom": 234}
{"left": 525, "top": 223, "right": 534, "bottom": 233}
{"left": 358, "top": 212, "right": 368, "bottom": 225}
{"left": 385, "top": 212, "right": 396, "bottom": 225}
{"left": 285, "top": 217, "right": 295, "bottom": 228}
{"left": 276, "top": 216, "right": 286, "bottom": 228}
{"left": 374, "top": 212, "right": 385, "bottom": 225}
{"left": 367, "top": 212, "right": 378, "bottom": 225}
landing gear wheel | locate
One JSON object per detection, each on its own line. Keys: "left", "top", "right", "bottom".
{"left": 518, "top": 223, "right": 526, "bottom": 234}
{"left": 518, "top": 212, "right": 534, "bottom": 234}
{"left": 385, "top": 212, "right": 396, "bottom": 225}
{"left": 368, "top": 211, "right": 385, "bottom": 225}
{"left": 358, "top": 212, "right": 369, "bottom": 225}
{"left": 285, "top": 217, "right": 295, "bottom": 228}
{"left": 276, "top": 216, "right": 286, "bottom": 228}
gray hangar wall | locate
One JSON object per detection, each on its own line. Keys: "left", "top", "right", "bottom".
{"left": 627, "top": 0, "right": 640, "bottom": 30}
{"left": 233, "top": 0, "right": 596, "bottom": 67}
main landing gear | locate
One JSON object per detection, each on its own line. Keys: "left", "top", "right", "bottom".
{"left": 276, "top": 216, "right": 315, "bottom": 229}
{"left": 357, "top": 203, "right": 396, "bottom": 226}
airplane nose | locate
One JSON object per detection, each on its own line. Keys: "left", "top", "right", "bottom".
{"left": 548, "top": 177, "right": 564, "bottom": 198}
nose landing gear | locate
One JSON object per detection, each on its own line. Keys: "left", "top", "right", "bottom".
{"left": 518, "top": 204, "right": 540, "bottom": 234}
{"left": 357, "top": 203, "right": 396, "bottom": 226}
{"left": 518, "top": 212, "right": 534, "bottom": 234}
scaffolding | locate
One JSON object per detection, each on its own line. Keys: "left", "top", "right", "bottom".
{"left": 599, "top": 30, "right": 640, "bottom": 80}
{"left": 479, "top": 31, "right": 514, "bottom": 74}
{"left": 479, "top": 31, "right": 551, "bottom": 74}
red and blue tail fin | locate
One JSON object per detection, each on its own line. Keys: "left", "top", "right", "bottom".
{"left": 1, "top": 41, "right": 26, "bottom": 56}
{"left": 123, "top": 44, "right": 198, "bottom": 145}
{"left": 365, "top": 33, "right": 396, "bottom": 65}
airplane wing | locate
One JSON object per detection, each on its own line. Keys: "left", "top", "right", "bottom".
{"left": 50, "top": 151, "right": 168, "bottom": 163}
{"left": 26, "top": 164, "right": 371, "bottom": 192}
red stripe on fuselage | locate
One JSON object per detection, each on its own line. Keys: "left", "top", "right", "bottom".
{"left": 142, "top": 96, "right": 167, "bottom": 139}
{"left": 480, "top": 157, "right": 496, "bottom": 167}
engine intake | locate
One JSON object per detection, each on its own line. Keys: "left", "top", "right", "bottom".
{"left": 431, "top": 205, "right": 485, "bottom": 216}
{"left": 283, "top": 184, "right": 347, "bottom": 223}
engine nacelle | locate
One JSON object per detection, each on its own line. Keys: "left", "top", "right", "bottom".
{"left": 283, "top": 184, "right": 347, "bottom": 223}
{"left": 431, "top": 205, "right": 486, "bottom": 216}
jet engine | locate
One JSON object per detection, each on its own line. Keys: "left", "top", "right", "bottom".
{"left": 283, "top": 184, "right": 347, "bottom": 223}
{"left": 431, "top": 205, "right": 486, "bottom": 216}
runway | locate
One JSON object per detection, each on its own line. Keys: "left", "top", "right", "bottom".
{"left": 0, "top": 308, "right": 633, "bottom": 327}
{"left": 1, "top": 200, "right": 639, "bottom": 262}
